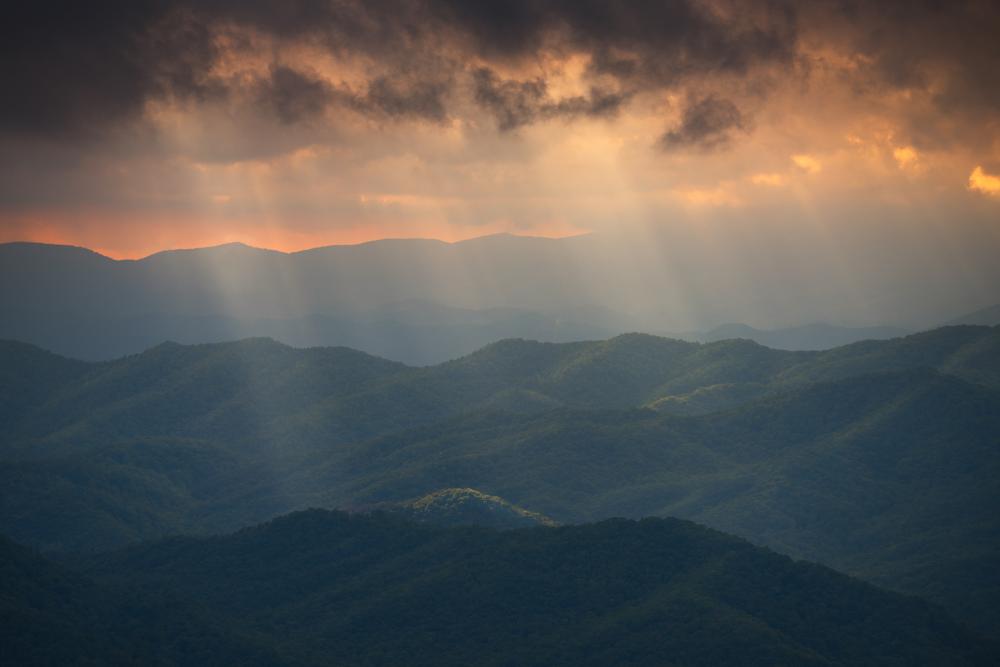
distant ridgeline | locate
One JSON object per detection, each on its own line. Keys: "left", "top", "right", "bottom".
{"left": 3, "top": 511, "right": 997, "bottom": 666}
{"left": 1, "top": 324, "right": 999, "bottom": 639}
{"left": 6, "top": 240, "right": 996, "bottom": 365}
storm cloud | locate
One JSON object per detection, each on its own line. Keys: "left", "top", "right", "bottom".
{"left": 472, "top": 67, "right": 628, "bottom": 131}
{"left": 660, "top": 95, "right": 746, "bottom": 150}
{"left": 0, "top": 0, "right": 796, "bottom": 140}
{"left": 3, "top": 1, "right": 998, "bottom": 147}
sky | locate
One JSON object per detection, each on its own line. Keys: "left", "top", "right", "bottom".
{"left": 1, "top": 0, "right": 999, "bottom": 293}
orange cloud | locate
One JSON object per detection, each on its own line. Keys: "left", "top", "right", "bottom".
{"left": 750, "top": 173, "right": 786, "bottom": 187}
{"left": 672, "top": 186, "right": 743, "bottom": 208}
{"left": 968, "top": 166, "right": 1000, "bottom": 197}
{"left": 791, "top": 154, "right": 822, "bottom": 174}
{"left": 893, "top": 146, "right": 918, "bottom": 169}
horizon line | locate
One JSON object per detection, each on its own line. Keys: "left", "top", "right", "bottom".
{"left": 0, "top": 230, "right": 595, "bottom": 261}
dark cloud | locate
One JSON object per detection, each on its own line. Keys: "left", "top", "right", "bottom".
{"left": 358, "top": 77, "right": 450, "bottom": 122}
{"left": 435, "top": 0, "right": 796, "bottom": 79}
{"left": 0, "top": 0, "right": 794, "bottom": 141}
{"left": 551, "top": 88, "right": 630, "bottom": 119}
{"left": 246, "top": 66, "right": 453, "bottom": 125}
{"left": 472, "top": 69, "right": 548, "bottom": 131}
{"left": 804, "top": 0, "right": 1000, "bottom": 148}
{"left": 472, "top": 68, "right": 627, "bottom": 131}
{"left": 830, "top": 0, "right": 1000, "bottom": 98}
{"left": 0, "top": 1, "right": 173, "bottom": 138}
{"left": 258, "top": 66, "right": 334, "bottom": 124}
{"left": 660, "top": 96, "right": 746, "bottom": 150}
{"left": 1, "top": 0, "right": 998, "bottom": 150}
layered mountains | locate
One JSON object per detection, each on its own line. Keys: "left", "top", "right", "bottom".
{"left": 2, "top": 325, "right": 999, "bottom": 637}
{"left": 5, "top": 239, "right": 992, "bottom": 364}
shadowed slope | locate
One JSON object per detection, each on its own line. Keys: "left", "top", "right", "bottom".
{"left": 82, "top": 510, "right": 997, "bottom": 667}
{"left": 0, "top": 535, "right": 283, "bottom": 666}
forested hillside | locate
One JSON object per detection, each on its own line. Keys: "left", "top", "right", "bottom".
{"left": 9, "top": 511, "right": 986, "bottom": 666}
{"left": 2, "top": 326, "right": 998, "bottom": 635}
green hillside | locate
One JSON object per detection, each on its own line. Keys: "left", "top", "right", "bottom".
{"left": 326, "top": 368, "right": 1000, "bottom": 634}
{"left": 2, "top": 326, "right": 998, "bottom": 634}
{"left": 77, "top": 510, "right": 996, "bottom": 667}
{"left": 0, "top": 535, "right": 282, "bottom": 666}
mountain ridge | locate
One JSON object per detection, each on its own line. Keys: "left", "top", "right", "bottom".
{"left": 5, "top": 237, "right": 994, "bottom": 364}
{"left": 3, "top": 327, "right": 999, "bottom": 635}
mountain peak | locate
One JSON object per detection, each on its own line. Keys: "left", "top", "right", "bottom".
{"left": 140, "top": 241, "right": 284, "bottom": 261}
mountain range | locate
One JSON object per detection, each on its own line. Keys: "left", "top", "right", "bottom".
{"left": 682, "top": 322, "right": 911, "bottom": 351}
{"left": 2, "top": 325, "right": 999, "bottom": 638}
{"left": 3, "top": 239, "right": 995, "bottom": 364}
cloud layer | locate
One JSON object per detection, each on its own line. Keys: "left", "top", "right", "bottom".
{"left": 0, "top": 0, "right": 998, "bottom": 272}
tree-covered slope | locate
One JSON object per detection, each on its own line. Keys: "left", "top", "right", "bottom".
{"left": 0, "top": 535, "right": 283, "bottom": 666}
{"left": 323, "top": 368, "right": 1000, "bottom": 635}
{"left": 0, "top": 340, "right": 90, "bottom": 433}
{"left": 0, "top": 437, "right": 272, "bottom": 552}
{"left": 3, "top": 326, "right": 996, "bottom": 457}
{"left": 2, "top": 327, "right": 998, "bottom": 634}
{"left": 81, "top": 510, "right": 996, "bottom": 667}
{"left": 1, "top": 338, "right": 409, "bottom": 459}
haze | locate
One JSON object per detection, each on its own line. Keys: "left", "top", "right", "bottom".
{"left": 2, "top": 1, "right": 999, "bottom": 329}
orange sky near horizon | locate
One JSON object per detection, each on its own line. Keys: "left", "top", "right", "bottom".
{"left": 0, "top": 210, "right": 588, "bottom": 259}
